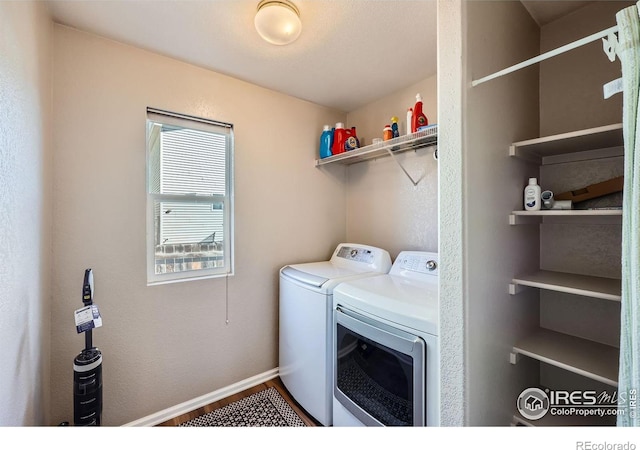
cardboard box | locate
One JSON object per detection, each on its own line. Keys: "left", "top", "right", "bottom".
{"left": 554, "top": 176, "right": 624, "bottom": 203}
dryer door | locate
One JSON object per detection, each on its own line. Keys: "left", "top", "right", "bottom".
{"left": 334, "top": 306, "right": 426, "bottom": 426}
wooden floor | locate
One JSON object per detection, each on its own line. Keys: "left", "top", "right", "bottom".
{"left": 156, "top": 377, "right": 321, "bottom": 427}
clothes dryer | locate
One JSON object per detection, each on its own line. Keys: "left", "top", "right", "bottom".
{"left": 332, "top": 251, "right": 439, "bottom": 426}
{"left": 279, "top": 243, "right": 391, "bottom": 426}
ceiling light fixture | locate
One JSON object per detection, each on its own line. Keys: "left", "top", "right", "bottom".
{"left": 254, "top": 0, "right": 302, "bottom": 46}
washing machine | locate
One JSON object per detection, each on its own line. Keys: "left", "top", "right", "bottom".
{"left": 279, "top": 243, "right": 392, "bottom": 426}
{"left": 332, "top": 251, "right": 439, "bottom": 427}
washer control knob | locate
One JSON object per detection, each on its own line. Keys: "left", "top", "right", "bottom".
{"left": 426, "top": 260, "right": 437, "bottom": 271}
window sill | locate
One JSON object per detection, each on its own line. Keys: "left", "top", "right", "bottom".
{"left": 147, "top": 270, "right": 234, "bottom": 287}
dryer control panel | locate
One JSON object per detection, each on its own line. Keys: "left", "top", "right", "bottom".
{"left": 336, "top": 246, "right": 375, "bottom": 264}
{"left": 392, "top": 251, "right": 439, "bottom": 277}
{"left": 330, "top": 243, "right": 392, "bottom": 272}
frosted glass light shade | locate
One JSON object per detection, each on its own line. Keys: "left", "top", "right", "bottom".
{"left": 254, "top": 0, "right": 301, "bottom": 45}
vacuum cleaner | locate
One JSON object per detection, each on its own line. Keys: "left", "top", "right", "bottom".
{"left": 73, "top": 269, "right": 103, "bottom": 426}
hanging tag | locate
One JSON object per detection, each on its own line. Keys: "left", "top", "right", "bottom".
{"left": 74, "top": 304, "right": 103, "bottom": 333}
{"left": 604, "top": 77, "right": 623, "bottom": 99}
{"left": 602, "top": 32, "right": 618, "bottom": 62}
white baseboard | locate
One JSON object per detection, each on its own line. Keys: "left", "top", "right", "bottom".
{"left": 122, "top": 368, "right": 279, "bottom": 427}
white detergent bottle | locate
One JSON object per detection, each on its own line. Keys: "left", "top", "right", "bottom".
{"left": 524, "top": 178, "right": 542, "bottom": 211}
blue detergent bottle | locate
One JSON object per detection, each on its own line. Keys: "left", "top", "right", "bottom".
{"left": 319, "top": 125, "right": 333, "bottom": 159}
{"left": 391, "top": 116, "right": 400, "bottom": 138}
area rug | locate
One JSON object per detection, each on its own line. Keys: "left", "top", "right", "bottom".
{"left": 178, "top": 387, "right": 307, "bottom": 427}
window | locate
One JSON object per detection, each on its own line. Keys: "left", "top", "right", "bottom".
{"left": 146, "top": 108, "right": 234, "bottom": 284}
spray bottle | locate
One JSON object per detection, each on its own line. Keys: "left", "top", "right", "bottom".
{"left": 411, "top": 93, "right": 429, "bottom": 132}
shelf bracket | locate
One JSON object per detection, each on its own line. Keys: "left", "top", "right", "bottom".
{"left": 385, "top": 147, "right": 426, "bottom": 186}
{"left": 509, "top": 283, "right": 526, "bottom": 296}
{"left": 509, "top": 214, "right": 542, "bottom": 226}
{"left": 509, "top": 351, "right": 522, "bottom": 365}
{"left": 602, "top": 29, "right": 619, "bottom": 62}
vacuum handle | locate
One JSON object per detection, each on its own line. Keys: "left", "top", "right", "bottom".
{"left": 83, "top": 269, "right": 94, "bottom": 306}
{"left": 83, "top": 269, "right": 94, "bottom": 351}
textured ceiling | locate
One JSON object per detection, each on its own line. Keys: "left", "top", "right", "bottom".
{"left": 45, "top": 1, "right": 598, "bottom": 112}
{"left": 47, "top": 0, "right": 438, "bottom": 113}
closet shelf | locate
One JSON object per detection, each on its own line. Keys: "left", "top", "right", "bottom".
{"left": 512, "top": 411, "right": 615, "bottom": 427}
{"left": 510, "top": 209, "right": 622, "bottom": 216}
{"left": 509, "top": 209, "right": 622, "bottom": 225}
{"left": 511, "top": 328, "right": 619, "bottom": 387}
{"left": 509, "top": 123, "right": 623, "bottom": 164}
{"left": 509, "top": 270, "right": 621, "bottom": 302}
{"left": 315, "top": 125, "right": 437, "bottom": 167}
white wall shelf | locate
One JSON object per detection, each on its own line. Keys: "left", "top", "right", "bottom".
{"left": 509, "top": 123, "right": 623, "bottom": 165}
{"left": 509, "top": 270, "right": 621, "bottom": 301}
{"left": 315, "top": 126, "right": 438, "bottom": 167}
{"left": 511, "top": 328, "right": 619, "bottom": 387}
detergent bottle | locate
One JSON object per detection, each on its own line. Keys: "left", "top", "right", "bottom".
{"left": 332, "top": 123, "right": 346, "bottom": 155}
{"left": 319, "top": 125, "right": 333, "bottom": 159}
{"left": 352, "top": 127, "right": 360, "bottom": 148}
{"left": 391, "top": 117, "right": 400, "bottom": 138}
{"left": 524, "top": 178, "right": 542, "bottom": 211}
{"left": 344, "top": 127, "right": 360, "bottom": 151}
{"left": 412, "top": 93, "right": 428, "bottom": 132}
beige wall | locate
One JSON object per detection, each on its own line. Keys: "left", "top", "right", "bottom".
{"left": 539, "top": 1, "right": 633, "bottom": 136}
{"left": 51, "top": 25, "right": 346, "bottom": 426}
{"left": 344, "top": 77, "right": 438, "bottom": 259}
{"left": 0, "top": 1, "right": 53, "bottom": 425}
